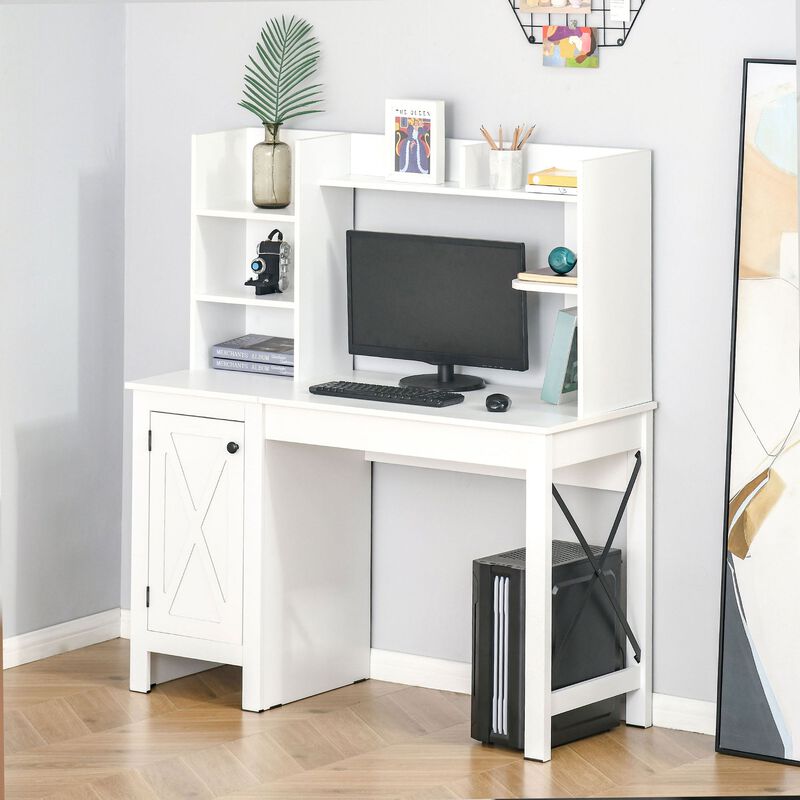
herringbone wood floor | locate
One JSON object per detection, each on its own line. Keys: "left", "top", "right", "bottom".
{"left": 4, "top": 639, "right": 800, "bottom": 799}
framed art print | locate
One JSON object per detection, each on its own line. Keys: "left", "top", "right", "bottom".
{"left": 386, "top": 99, "right": 445, "bottom": 184}
{"left": 718, "top": 59, "right": 798, "bottom": 764}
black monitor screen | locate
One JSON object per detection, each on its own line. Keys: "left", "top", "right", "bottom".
{"left": 347, "top": 231, "right": 528, "bottom": 371}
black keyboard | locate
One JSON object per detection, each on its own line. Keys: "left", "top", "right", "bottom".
{"left": 309, "top": 380, "right": 465, "bottom": 408}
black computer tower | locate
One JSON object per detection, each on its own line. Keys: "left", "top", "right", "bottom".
{"left": 471, "top": 541, "right": 623, "bottom": 750}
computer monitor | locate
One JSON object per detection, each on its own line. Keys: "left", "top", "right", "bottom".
{"left": 346, "top": 231, "right": 528, "bottom": 391}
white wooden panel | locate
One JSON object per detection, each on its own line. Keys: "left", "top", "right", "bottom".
{"left": 624, "top": 414, "right": 654, "bottom": 727}
{"left": 193, "top": 216, "right": 247, "bottom": 297}
{"left": 578, "top": 150, "right": 652, "bottom": 416}
{"left": 128, "top": 371, "right": 287, "bottom": 406}
{"left": 243, "top": 304, "right": 295, "bottom": 342}
{"left": 129, "top": 392, "right": 153, "bottom": 692}
{"left": 129, "top": 392, "right": 249, "bottom": 691}
{"left": 190, "top": 302, "right": 246, "bottom": 371}
{"left": 523, "top": 438, "right": 553, "bottom": 761}
{"left": 194, "top": 208, "right": 295, "bottom": 222}
{"left": 128, "top": 391, "right": 247, "bottom": 422}
{"left": 319, "top": 174, "right": 574, "bottom": 205}
{"left": 563, "top": 203, "right": 578, "bottom": 254}
{"left": 258, "top": 443, "right": 371, "bottom": 708}
{"left": 553, "top": 452, "right": 631, "bottom": 491}
{"left": 551, "top": 665, "right": 641, "bottom": 716}
{"left": 128, "top": 370, "right": 654, "bottom": 434}
{"left": 552, "top": 412, "right": 644, "bottom": 469}
{"left": 365, "top": 451, "right": 525, "bottom": 480}
{"left": 191, "top": 129, "right": 249, "bottom": 210}
{"left": 264, "top": 405, "right": 537, "bottom": 470}
{"left": 512, "top": 278, "right": 578, "bottom": 297}
{"left": 147, "top": 413, "right": 244, "bottom": 645}
{"left": 349, "top": 133, "right": 384, "bottom": 175}
{"left": 242, "top": 402, "right": 266, "bottom": 712}
{"left": 195, "top": 292, "right": 295, "bottom": 309}
{"left": 347, "top": 133, "right": 632, "bottom": 178}
{"left": 142, "top": 631, "right": 242, "bottom": 667}
{"left": 295, "top": 134, "right": 353, "bottom": 380}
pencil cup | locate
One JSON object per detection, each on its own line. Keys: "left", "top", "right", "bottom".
{"left": 489, "top": 149, "right": 524, "bottom": 191}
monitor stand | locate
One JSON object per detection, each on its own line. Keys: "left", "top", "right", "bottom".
{"left": 399, "top": 364, "right": 485, "bottom": 392}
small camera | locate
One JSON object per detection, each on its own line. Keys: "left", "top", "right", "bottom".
{"left": 245, "top": 228, "right": 290, "bottom": 296}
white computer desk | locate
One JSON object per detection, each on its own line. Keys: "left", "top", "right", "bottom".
{"left": 127, "top": 368, "right": 654, "bottom": 762}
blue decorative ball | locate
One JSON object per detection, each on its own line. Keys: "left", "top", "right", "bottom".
{"left": 548, "top": 247, "right": 577, "bottom": 275}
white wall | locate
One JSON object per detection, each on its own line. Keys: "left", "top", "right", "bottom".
{"left": 0, "top": 4, "right": 126, "bottom": 636}
{"left": 122, "top": 0, "right": 796, "bottom": 702}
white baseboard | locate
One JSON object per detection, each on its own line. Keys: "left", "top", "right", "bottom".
{"left": 370, "top": 648, "right": 471, "bottom": 694}
{"left": 3, "top": 608, "right": 122, "bottom": 669}
{"left": 120, "top": 608, "right": 131, "bottom": 640}
{"left": 652, "top": 692, "right": 716, "bottom": 736}
{"left": 3, "top": 607, "right": 216, "bottom": 686}
{"left": 369, "top": 649, "right": 717, "bottom": 736}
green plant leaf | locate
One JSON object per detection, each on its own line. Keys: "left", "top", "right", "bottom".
{"left": 240, "top": 15, "right": 324, "bottom": 127}
{"left": 238, "top": 100, "right": 269, "bottom": 124}
{"left": 279, "top": 99, "right": 324, "bottom": 121}
{"left": 277, "top": 64, "right": 319, "bottom": 96}
{"left": 246, "top": 56, "right": 276, "bottom": 89}
{"left": 245, "top": 71, "right": 277, "bottom": 106}
{"left": 244, "top": 77, "right": 277, "bottom": 108}
{"left": 281, "top": 107, "right": 325, "bottom": 124}
{"left": 276, "top": 85, "right": 324, "bottom": 110}
{"left": 242, "top": 89, "right": 271, "bottom": 113}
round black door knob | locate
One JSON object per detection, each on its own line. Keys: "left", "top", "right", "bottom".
{"left": 227, "top": 442, "right": 240, "bottom": 454}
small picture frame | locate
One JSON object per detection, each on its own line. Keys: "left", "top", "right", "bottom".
{"left": 541, "top": 307, "right": 578, "bottom": 405}
{"left": 385, "top": 99, "right": 445, "bottom": 184}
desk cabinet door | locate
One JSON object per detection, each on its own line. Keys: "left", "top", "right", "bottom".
{"left": 147, "top": 412, "right": 244, "bottom": 644}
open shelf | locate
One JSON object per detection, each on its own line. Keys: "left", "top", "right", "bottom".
{"left": 195, "top": 206, "right": 296, "bottom": 223}
{"left": 512, "top": 276, "right": 578, "bottom": 296}
{"left": 320, "top": 175, "right": 577, "bottom": 204}
{"left": 194, "top": 288, "right": 296, "bottom": 309}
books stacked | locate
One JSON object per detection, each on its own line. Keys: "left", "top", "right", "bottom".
{"left": 525, "top": 167, "right": 577, "bottom": 197}
{"left": 211, "top": 334, "right": 294, "bottom": 377}
{"left": 516, "top": 269, "right": 577, "bottom": 287}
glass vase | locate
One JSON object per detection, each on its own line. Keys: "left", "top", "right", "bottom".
{"left": 252, "top": 124, "right": 291, "bottom": 209}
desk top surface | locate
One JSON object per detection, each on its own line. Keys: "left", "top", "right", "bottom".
{"left": 127, "top": 369, "right": 656, "bottom": 435}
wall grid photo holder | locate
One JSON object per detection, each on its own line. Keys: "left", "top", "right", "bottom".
{"left": 506, "top": 0, "right": 646, "bottom": 47}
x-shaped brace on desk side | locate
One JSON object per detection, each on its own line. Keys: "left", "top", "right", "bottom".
{"left": 551, "top": 451, "right": 643, "bottom": 664}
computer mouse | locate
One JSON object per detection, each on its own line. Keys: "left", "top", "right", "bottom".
{"left": 486, "top": 393, "right": 511, "bottom": 413}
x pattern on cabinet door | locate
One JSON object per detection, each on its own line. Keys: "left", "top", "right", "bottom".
{"left": 147, "top": 412, "right": 244, "bottom": 644}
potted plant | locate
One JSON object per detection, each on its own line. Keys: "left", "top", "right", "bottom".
{"left": 239, "top": 16, "right": 324, "bottom": 209}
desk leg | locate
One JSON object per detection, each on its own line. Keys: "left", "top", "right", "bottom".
{"left": 625, "top": 412, "right": 653, "bottom": 727}
{"left": 242, "top": 405, "right": 268, "bottom": 712}
{"left": 524, "top": 437, "right": 553, "bottom": 762}
{"left": 129, "top": 393, "right": 152, "bottom": 694}
{"left": 129, "top": 646, "right": 151, "bottom": 693}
